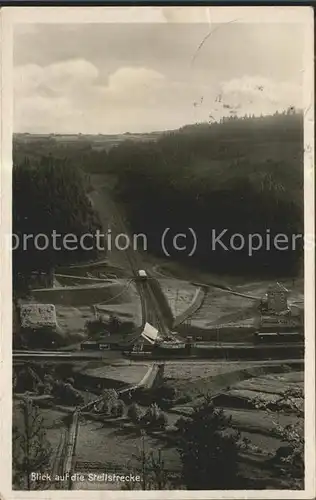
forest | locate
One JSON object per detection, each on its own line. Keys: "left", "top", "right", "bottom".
{"left": 13, "top": 110, "right": 304, "bottom": 280}
{"left": 13, "top": 156, "right": 101, "bottom": 292}
{"left": 108, "top": 111, "right": 304, "bottom": 275}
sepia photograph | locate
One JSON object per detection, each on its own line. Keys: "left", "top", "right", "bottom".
{"left": 0, "top": 5, "right": 314, "bottom": 498}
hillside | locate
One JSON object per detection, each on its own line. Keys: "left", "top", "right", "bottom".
{"left": 13, "top": 111, "right": 304, "bottom": 277}
{"left": 110, "top": 111, "right": 304, "bottom": 276}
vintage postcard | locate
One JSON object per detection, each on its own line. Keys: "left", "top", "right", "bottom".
{"left": 0, "top": 5, "right": 315, "bottom": 499}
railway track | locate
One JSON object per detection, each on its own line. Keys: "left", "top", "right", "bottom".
{"left": 13, "top": 340, "right": 304, "bottom": 362}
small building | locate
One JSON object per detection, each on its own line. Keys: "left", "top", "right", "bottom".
{"left": 141, "top": 322, "right": 159, "bottom": 344}
{"left": 81, "top": 322, "right": 160, "bottom": 352}
{"left": 258, "top": 282, "right": 303, "bottom": 335}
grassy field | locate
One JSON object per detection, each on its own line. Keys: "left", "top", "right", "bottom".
{"left": 164, "top": 360, "right": 259, "bottom": 382}
{"left": 159, "top": 259, "right": 303, "bottom": 293}
{"left": 167, "top": 366, "right": 303, "bottom": 457}
{"left": 75, "top": 361, "right": 151, "bottom": 386}
{"left": 31, "top": 281, "right": 140, "bottom": 308}
{"left": 188, "top": 281, "right": 302, "bottom": 330}
{"left": 150, "top": 261, "right": 303, "bottom": 337}
{"left": 221, "top": 370, "right": 303, "bottom": 458}
{"left": 166, "top": 362, "right": 302, "bottom": 399}
{"left": 157, "top": 279, "right": 200, "bottom": 317}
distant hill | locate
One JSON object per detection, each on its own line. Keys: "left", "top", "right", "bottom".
{"left": 14, "top": 130, "right": 163, "bottom": 151}
{"left": 13, "top": 130, "right": 165, "bottom": 171}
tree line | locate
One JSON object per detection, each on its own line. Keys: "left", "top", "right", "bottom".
{"left": 13, "top": 110, "right": 304, "bottom": 279}
{"left": 110, "top": 111, "right": 304, "bottom": 276}
{"left": 13, "top": 155, "right": 102, "bottom": 294}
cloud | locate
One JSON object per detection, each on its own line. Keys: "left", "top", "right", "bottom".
{"left": 219, "top": 75, "right": 302, "bottom": 116}
{"left": 15, "top": 59, "right": 99, "bottom": 98}
{"left": 14, "top": 60, "right": 172, "bottom": 133}
{"left": 105, "top": 67, "right": 165, "bottom": 100}
{"left": 14, "top": 56, "right": 303, "bottom": 134}
{"left": 15, "top": 95, "right": 83, "bottom": 134}
{"left": 14, "top": 59, "right": 98, "bottom": 132}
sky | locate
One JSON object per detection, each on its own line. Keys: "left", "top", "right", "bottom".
{"left": 13, "top": 9, "right": 305, "bottom": 134}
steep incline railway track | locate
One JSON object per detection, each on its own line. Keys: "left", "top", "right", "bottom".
{"left": 90, "top": 179, "right": 167, "bottom": 335}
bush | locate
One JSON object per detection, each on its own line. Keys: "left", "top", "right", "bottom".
{"left": 153, "top": 384, "right": 178, "bottom": 410}
{"left": 175, "top": 416, "right": 190, "bottom": 433}
{"left": 176, "top": 393, "right": 192, "bottom": 405}
{"left": 97, "top": 389, "right": 119, "bottom": 416}
{"left": 177, "top": 396, "right": 242, "bottom": 489}
{"left": 127, "top": 403, "right": 143, "bottom": 423}
{"left": 13, "top": 398, "right": 52, "bottom": 489}
{"left": 256, "top": 388, "right": 304, "bottom": 488}
{"left": 142, "top": 403, "right": 168, "bottom": 429}
{"left": 85, "top": 318, "right": 110, "bottom": 336}
{"left": 101, "top": 388, "right": 118, "bottom": 403}
{"left": 159, "top": 399, "right": 174, "bottom": 411}
{"left": 155, "top": 384, "right": 177, "bottom": 401}
{"left": 132, "top": 387, "right": 151, "bottom": 406}
{"left": 156, "top": 411, "right": 168, "bottom": 429}
{"left": 44, "top": 374, "right": 54, "bottom": 385}
{"left": 52, "top": 380, "right": 84, "bottom": 405}
{"left": 134, "top": 384, "right": 178, "bottom": 409}
{"left": 142, "top": 403, "right": 160, "bottom": 423}
{"left": 111, "top": 399, "right": 126, "bottom": 418}
{"left": 36, "top": 382, "right": 45, "bottom": 395}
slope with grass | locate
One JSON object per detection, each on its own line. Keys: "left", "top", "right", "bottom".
{"left": 111, "top": 112, "right": 303, "bottom": 277}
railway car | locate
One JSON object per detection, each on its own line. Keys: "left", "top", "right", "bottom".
{"left": 254, "top": 331, "right": 303, "bottom": 343}
{"left": 137, "top": 269, "right": 148, "bottom": 280}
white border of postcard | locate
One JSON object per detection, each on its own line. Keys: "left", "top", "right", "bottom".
{"left": 0, "top": 5, "right": 315, "bottom": 500}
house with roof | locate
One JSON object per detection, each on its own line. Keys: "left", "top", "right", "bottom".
{"left": 81, "top": 322, "right": 160, "bottom": 352}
